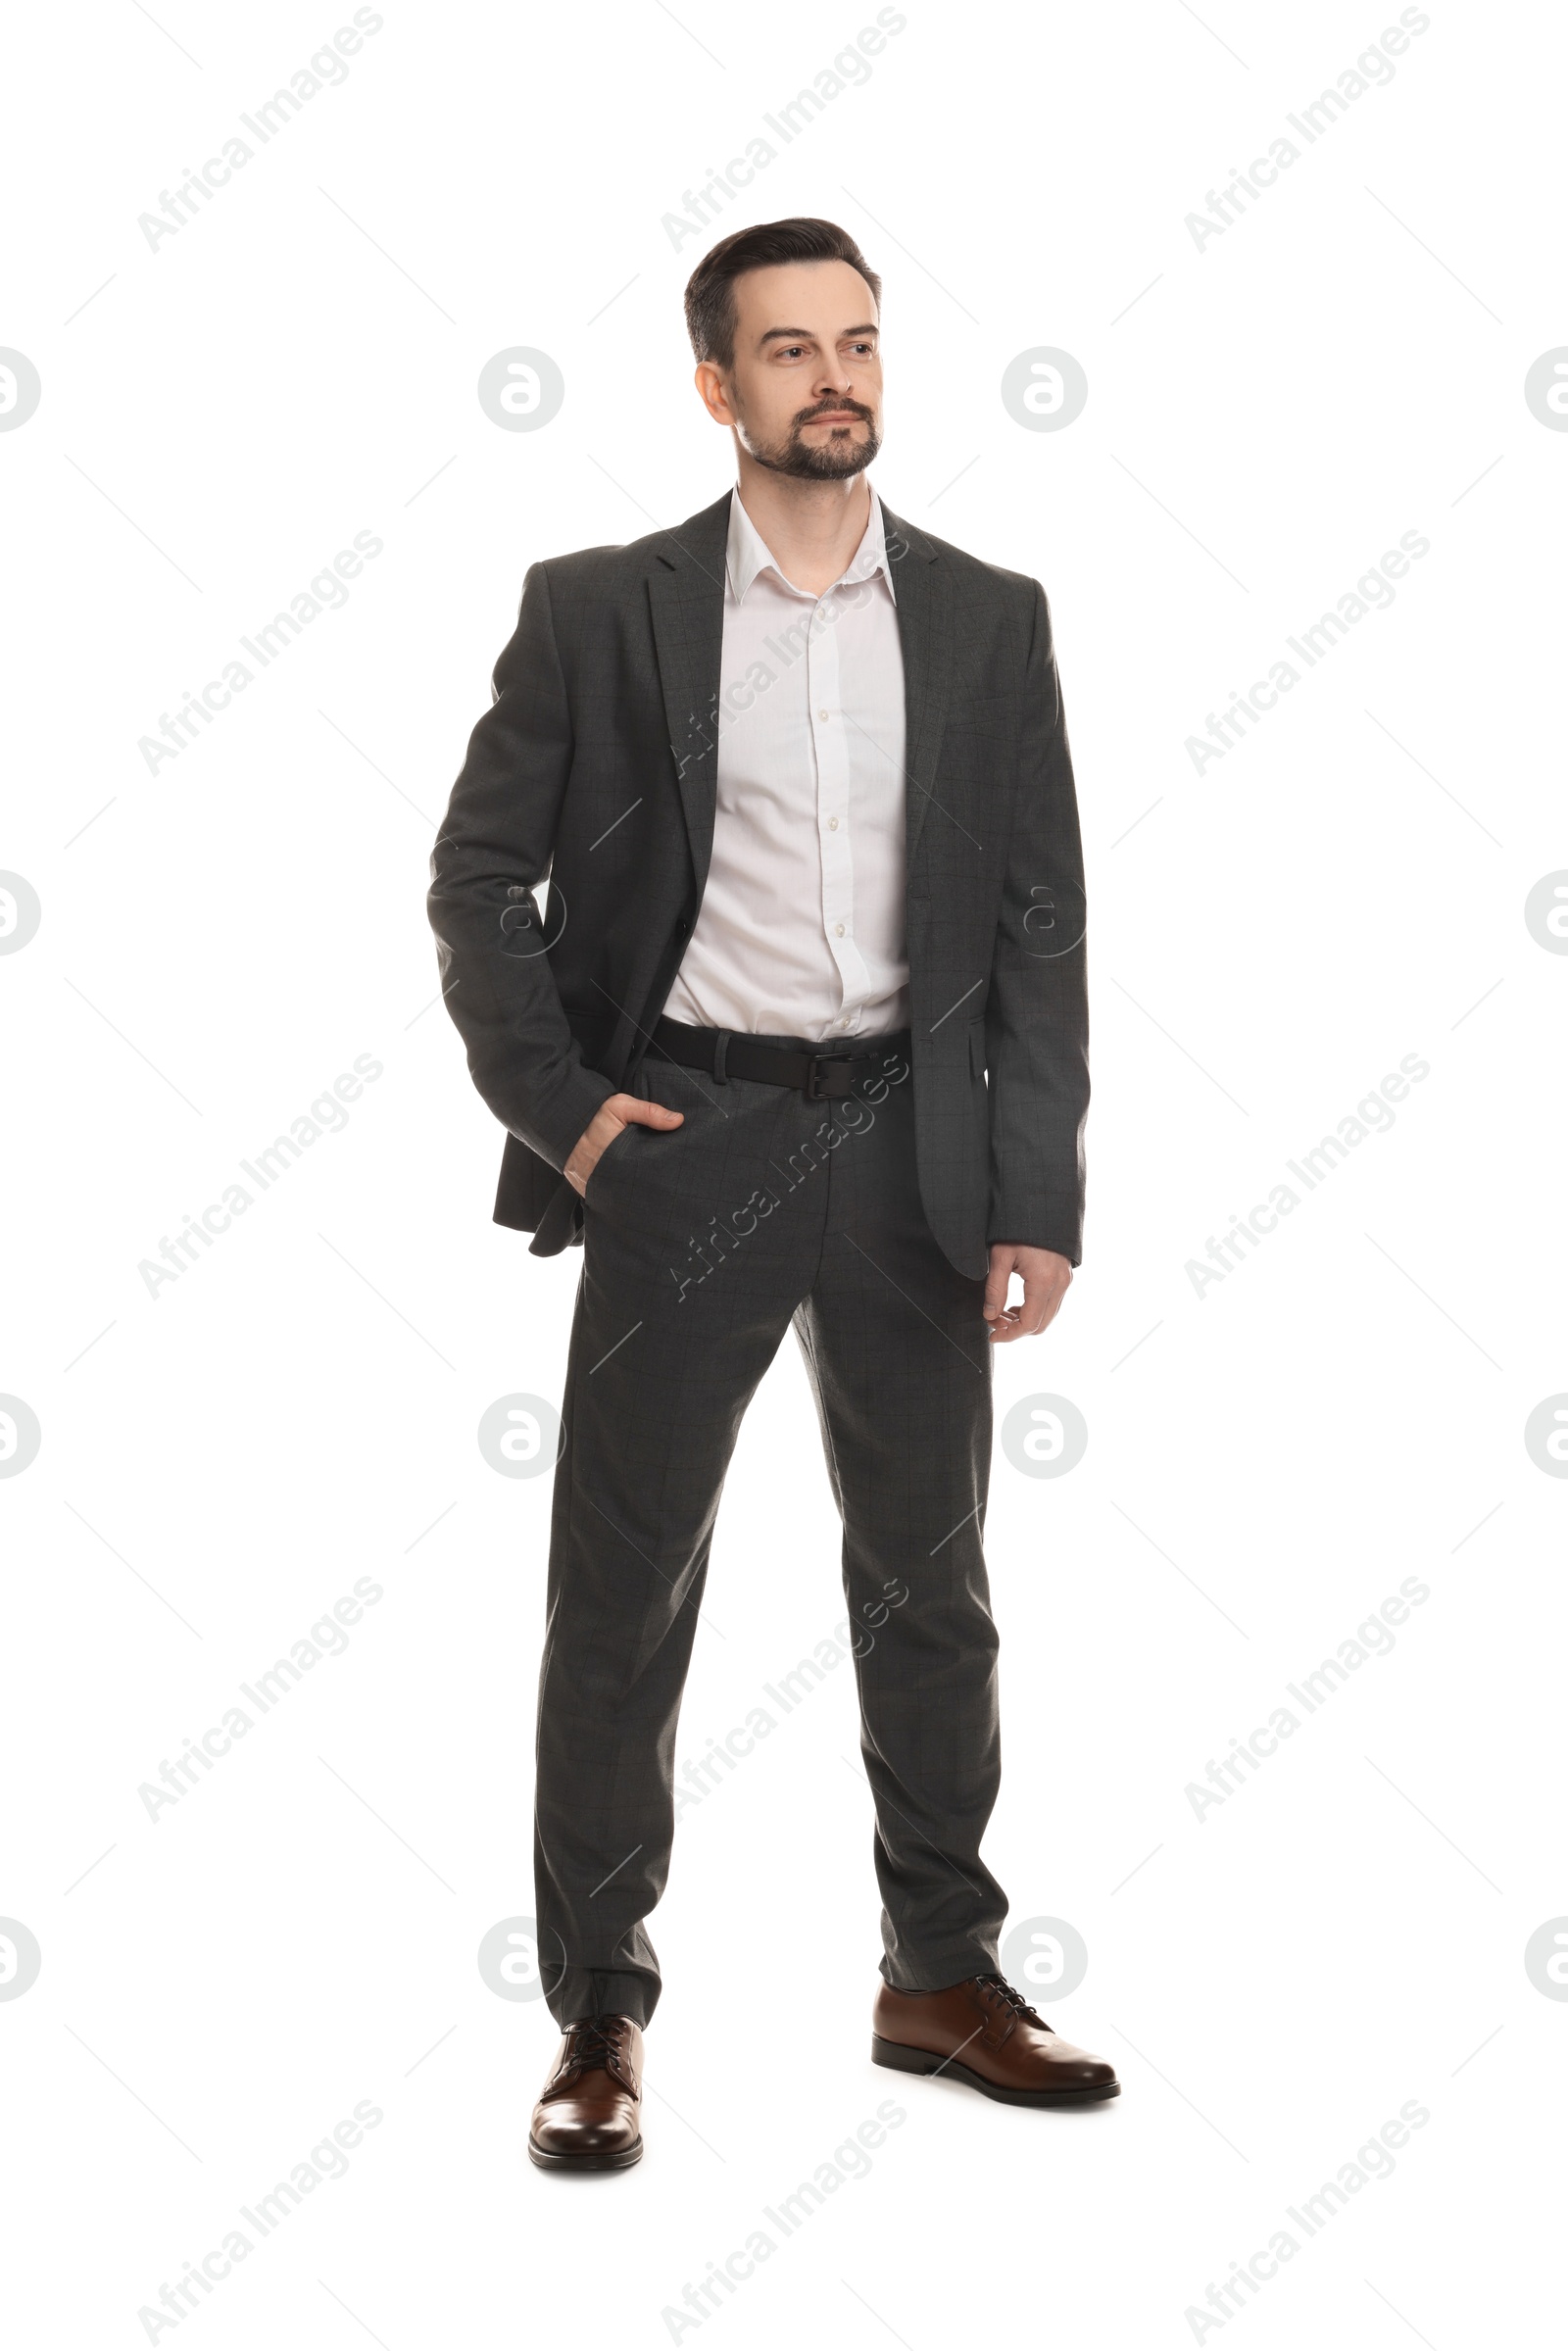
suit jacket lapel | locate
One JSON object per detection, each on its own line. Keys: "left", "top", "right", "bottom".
{"left": 881, "top": 504, "right": 953, "bottom": 870}
{"left": 648, "top": 492, "right": 731, "bottom": 895}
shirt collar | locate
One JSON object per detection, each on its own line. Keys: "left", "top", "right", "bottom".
{"left": 726, "top": 485, "right": 896, "bottom": 607}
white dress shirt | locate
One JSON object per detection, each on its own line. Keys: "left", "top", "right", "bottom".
{"left": 663, "top": 485, "right": 909, "bottom": 1042}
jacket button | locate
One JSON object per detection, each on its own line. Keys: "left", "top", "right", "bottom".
{"left": 676, "top": 918, "right": 690, "bottom": 935}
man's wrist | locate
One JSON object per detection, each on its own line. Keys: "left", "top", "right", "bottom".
{"left": 528, "top": 1066, "right": 618, "bottom": 1175}
{"left": 989, "top": 1237, "right": 1079, "bottom": 1265}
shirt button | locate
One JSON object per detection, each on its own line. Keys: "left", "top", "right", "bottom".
{"left": 828, "top": 815, "right": 839, "bottom": 830}
{"left": 818, "top": 709, "right": 830, "bottom": 720}
{"left": 835, "top": 922, "right": 846, "bottom": 937}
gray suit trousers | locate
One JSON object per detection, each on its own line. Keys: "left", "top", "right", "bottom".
{"left": 534, "top": 1038, "right": 1009, "bottom": 2026}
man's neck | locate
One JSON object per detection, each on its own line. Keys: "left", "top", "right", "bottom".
{"left": 732, "top": 457, "right": 872, "bottom": 597}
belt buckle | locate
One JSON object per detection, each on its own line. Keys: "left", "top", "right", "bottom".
{"left": 805, "top": 1052, "right": 853, "bottom": 1102}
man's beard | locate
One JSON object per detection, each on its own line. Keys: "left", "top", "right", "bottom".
{"left": 742, "top": 398, "right": 881, "bottom": 480}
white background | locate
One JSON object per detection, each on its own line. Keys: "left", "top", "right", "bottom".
{"left": 4, "top": 0, "right": 1564, "bottom": 2343}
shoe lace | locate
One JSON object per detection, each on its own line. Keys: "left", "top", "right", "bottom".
{"left": 559, "top": 2013, "right": 629, "bottom": 2081}
{"left": 977, "top": 1973, "right": 1046, "bottom": 2026}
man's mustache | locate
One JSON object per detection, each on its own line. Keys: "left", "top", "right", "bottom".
{"left": 793, "top": 400, "right": 875, "bottom": 428}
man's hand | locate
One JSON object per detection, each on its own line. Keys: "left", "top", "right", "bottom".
{"left": 983, "top": 1244, "right": 1072, "bottom": 1343}
{"left": 564, "top": 1094, "right": 684, "bottom": 1197}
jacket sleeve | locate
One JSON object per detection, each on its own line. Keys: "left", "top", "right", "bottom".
{"left": 984, "top": 581, "right": 1090, "bottom": 1262}
{"left": 426, "top": 562, "right": 615, "bottom": 1171}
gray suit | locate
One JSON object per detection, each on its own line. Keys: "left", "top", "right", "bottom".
{"left": 428, "top": 491, "right": 1089, "bottom": 2025}
{"left": 427, "top": 490, "right": 1088, "bottom": 1276}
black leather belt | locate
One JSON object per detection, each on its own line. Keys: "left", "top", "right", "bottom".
{"left": 650, "top": 1016, "right": 910, "bottom": 1102}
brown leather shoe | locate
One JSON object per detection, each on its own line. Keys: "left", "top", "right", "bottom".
{"left": 872, "top": 1974, "right": 1119, "bottom": 2106}
{"left": 528, "top": 2013, "right": 644, "bottom": 2170}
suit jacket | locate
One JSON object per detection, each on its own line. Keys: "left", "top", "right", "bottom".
{"left": 426, "top": 489, "right": 1089, "bottom": 1277}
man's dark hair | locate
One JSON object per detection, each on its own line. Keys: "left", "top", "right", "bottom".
{"left": 683, "top": 218, "right": 881, "bottom": 370}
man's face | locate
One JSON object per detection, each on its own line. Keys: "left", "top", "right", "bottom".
{"left": 698, "top": 259, "right": 882, "bottom": 478}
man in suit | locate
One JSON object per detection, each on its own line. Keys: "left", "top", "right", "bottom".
{"left": 428, "top": 217, "right": 1118, "bottom": 2171}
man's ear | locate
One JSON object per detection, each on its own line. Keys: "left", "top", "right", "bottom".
{"left": 695, "top": 362, "right": 734, "bottom": 426}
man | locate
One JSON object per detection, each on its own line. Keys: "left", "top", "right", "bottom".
{"left": 428, "top": 217, "right": 1118, "bottom": 2172}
